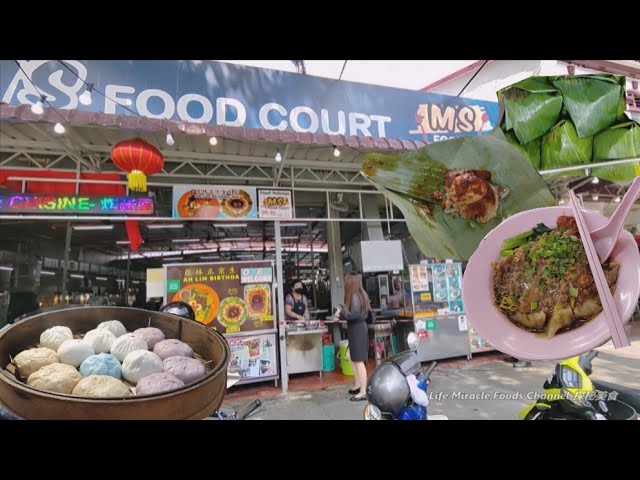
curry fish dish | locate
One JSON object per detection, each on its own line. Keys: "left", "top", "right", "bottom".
{"left": 493, "top": 215, "right": 619, "bottom": 338}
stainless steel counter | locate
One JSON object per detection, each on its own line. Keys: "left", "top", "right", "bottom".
{"left": 285, "top": 328, "right": 328, "bottom": 376}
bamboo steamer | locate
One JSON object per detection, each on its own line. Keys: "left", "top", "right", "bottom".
{"left": 0, "top": 306, "right": 229, "bottom": 420}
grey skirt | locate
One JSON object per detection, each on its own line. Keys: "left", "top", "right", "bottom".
{"left": 347, "top": 320, "right": 368, "bottom": 362}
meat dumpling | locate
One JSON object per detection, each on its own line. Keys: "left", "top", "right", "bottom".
{"left": 573, "top": 299, "right": 602, "bottom": 320}
{"left": 514, "top": 311, "right": 546, "bottom": 330}
{"left": 545, "top": 306, "right": 574, "bottom": 338}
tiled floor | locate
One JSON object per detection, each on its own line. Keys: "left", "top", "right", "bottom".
{"left": 224, "top": 350, "right": 510, "bottom": 402}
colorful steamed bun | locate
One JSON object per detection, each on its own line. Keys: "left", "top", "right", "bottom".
{"left": 79, "top": 353, "right": 122, "bottom": 379}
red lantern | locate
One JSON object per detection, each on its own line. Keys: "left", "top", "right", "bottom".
{"left": 110, "top": 138, "right": 164, "bottom": 192}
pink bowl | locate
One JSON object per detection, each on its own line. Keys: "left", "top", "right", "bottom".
{"left": 463, "top": 206, "right": 640, "bottom": 361}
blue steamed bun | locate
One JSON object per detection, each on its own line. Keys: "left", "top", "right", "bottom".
{"left": 79, "top": 353, "right": 122, "bottom": 379}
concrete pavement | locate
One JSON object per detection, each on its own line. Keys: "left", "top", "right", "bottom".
{"left": 220, "top": 337, "right": 640, "bottom": 420}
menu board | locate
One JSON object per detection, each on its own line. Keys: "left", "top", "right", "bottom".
{"left": 172, "top": 185, "right": 258, "bottom": 219}
{"left": 257, "top": 189, "right": 293, "bottom": 219}
{"left": 430, "top": 263, "right": 464, "bottom": 313}
{"left": 228, "top": 333, "right": 278, "bottom": 379}
{"left": 165, "top": 261, "right": 275, "bottom": 335}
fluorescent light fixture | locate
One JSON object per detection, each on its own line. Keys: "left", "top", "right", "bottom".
{"left": 147, "top": 224, "right": 184, "bottom": 229}
{"left": 73, "top": 225, "right": 114, "bottom": 231}
{"left": 281, "top": 223, "right": 307, "bottom": 227}
{"left": 236, "top": 254, "right": 254, "bottom": 258}
{"left": 96, "top": 276, "right": 108, "bottom": 281}
{"left": 172, "top": 238, "right": 200, "bottom": 243}
{"left": 214, "top": 223, "right": 247, "bottom": 228}
{"left": 41, "top": 270, "right": 56, "bottom": 276}
{"left": 164, "top": 256, "right": 184, "bottom": 261}
{"left": 224, "top": 237, "right": 251, "bottom": 241}
{"left": 116, "top": 240, "right": 130, "bottom": 245}
{"left": 70, "top": 274, "right": 85, "bottom": 279}
{"left": 200, "top": 256, "right": 220, "bottom": 260}
{"left": 281, "top": 236, "right": 299, "bottom": 240}
{"left": 132, "top": 280, "right": 140, "bottom": 284}
{"left": 0, "top": 266, "right": 13, "bottom": 271}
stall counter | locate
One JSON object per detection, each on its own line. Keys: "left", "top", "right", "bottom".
{"left": 285, "top": 323, "right": 328, "bottom": 377}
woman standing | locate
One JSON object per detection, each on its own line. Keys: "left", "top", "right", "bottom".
{"left": 284, "top": 279, "right": 310, "bottom": 322}
{"left": 336, "top": 272, "right": 371, "bottom": 401}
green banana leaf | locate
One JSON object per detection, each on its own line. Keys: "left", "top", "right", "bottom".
{"left": 591, "top": 120, "right": 640, "bottom": 182}
{"left": 504, "top": 130, "right": 541, "bottom": 169}
{"left": 552, "top": 74, "right": 627, "bottom": 139}
{"left": 498, "top": 77, "right": 563, "bottom": 144}
{"left": 362, "top": 129, "right": 556, "bottom": 260}
{"left": 541, "top": 120, "right": 593, "bottom": 177}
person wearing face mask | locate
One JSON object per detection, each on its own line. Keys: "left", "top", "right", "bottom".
{"left": 285, "top": 279, "right": 310, "bottom": 322}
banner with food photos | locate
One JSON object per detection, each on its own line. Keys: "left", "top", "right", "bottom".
{"left": 172, "top": 185, "right": 258, "bottom": 219}
{"left": 228, "top": 333, "right": 278, "bottom": 379}
{"left": 164, "top": 260, "right": 275, "bottom": 335}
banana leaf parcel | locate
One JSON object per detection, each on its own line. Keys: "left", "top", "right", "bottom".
{"left": 498, "top": 77, "right": 563, "bottom": 145}
{"left": 590, "top": 121, "right": 640, "bottom": 182}
{"left": 551, "top": 74, "right": 627, "bottom": 139}
{"left": 541, "top": 120, "right": 593, "bottom": 177}
{"left": 361, "top": 129, "right": 556, "bottom": 260}
{"left": 504, "top": 130, "right": 541, "bottom": 169}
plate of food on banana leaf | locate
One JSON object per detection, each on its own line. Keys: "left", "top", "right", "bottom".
{"left": 361, "top": 129, "right": 557, "bottom": 261}
{"left": 463, "top": 206, "right": 640, "bottom": 360}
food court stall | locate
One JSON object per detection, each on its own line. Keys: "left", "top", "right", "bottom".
{"left": 163, "top": 260, "right": 279, "bottom": 386}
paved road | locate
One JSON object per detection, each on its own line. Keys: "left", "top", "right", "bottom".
{"left": 221, "top": 338, "right": 640, "bottom": 420}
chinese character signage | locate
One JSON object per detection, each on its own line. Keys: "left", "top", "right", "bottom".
{"left": 165, "top": 260, "right": 274, "bottom": 335}
{"left": 172, "top": 185, "right": 258, "bottom": 219}
{"left": 258, "top": 189, "right": 293, "bottom": 219}
{"left": 0, "top": 194, "right": 154, "bottom": 215}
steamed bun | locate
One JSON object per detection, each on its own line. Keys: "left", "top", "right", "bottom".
{"left": 58, "top": 339, "right": 95, "bottom": 368}
{"left": 136, "top": 372, "right": 184, "bottom": 396}
{"left": 163, "top": 356, "right": 206, "bottom": 384}
{"left": 27, "top": 363, "right": 82, "bottom": 394}
{"left": 83, "top": 328, "right": 116, "bottom": 354}
{"left": 110, "top": 333, "right": 148, "bottom": 362}
{"left": 80, "top": 353, "right": 122, "bottom": 379}
{"left": 72, "top": 375, "right": 131, "bottom": 398}
{"left": 121, "top": 350, "right": 163, "bottom": 384}
{"left": 133, "top": 327, "right": 165, "bottom": 349}
{"left": 153, "top": 339, "right": 194, "bottom": 360}
{"left": 97, "top": 320, "right": 127, "bottom": 338}
{"left": 13, "top": 347, "right": 59, "bottom": 378}
{"left": 40, "top": 326, "right": 73, "bottom": 351}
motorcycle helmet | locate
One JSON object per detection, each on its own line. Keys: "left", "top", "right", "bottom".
{"left": 160, "top": 301, "right": 196, "bottom": 321}
{"left": 365, "top": 362, "right": 411, "bottom": 417}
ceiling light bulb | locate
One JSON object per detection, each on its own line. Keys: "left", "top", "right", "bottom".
{"left": 333, "top": 146, "right": 340, "bottom": 157}
{"left": 31, "top": 97, "right": 44, "bottom": 115}
{"left": 166, "top": 132, "right": 175, "bottom": 146}
{"left": 592, "top": 177, "right": 600, "bottom": 184}
{"left": 275, "top": 150, "right": 282, "bottom": 162}
{"left": 209, "top": 136, "right": 218, "bottom": 146}
{"left": 592, "top": 195, "right": 599, "bottom": 201}
{"left": 54, "top": 122, "right": 65, "bottom": 134}
{"left": 614, "top": 196, "right": 621, "bottom": 203}
{"left": 79, "top": 89, "right": 92, "bottom": 106}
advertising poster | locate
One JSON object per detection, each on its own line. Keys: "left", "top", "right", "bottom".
{"left": 165, "top": 261, "right": 275, "bottom": 334}
{"left": 430, "top": 263, "right": 464, "bottom": 313}
{"left": 468, "top": 321, "right": 493, "bottom": 353}
{"left": 258, "top": 189, "right": 293, "bottom": 219}
{"left": 172, "top": 185, "right": 258, "bottom": 219}
{"left": 228, "top": 333, "right": 277, "bottom": 379}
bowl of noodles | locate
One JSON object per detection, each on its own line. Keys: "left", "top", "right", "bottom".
{"left": 463, "top": 206, "right": 640, "bottom": 360}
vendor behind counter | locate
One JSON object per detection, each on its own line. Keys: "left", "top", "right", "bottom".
{"left": 284, "top": 279, "right": 310, "bottom": 321}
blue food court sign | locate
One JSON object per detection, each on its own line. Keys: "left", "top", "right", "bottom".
{"left": 1, "top": 60, "right": 499, "bottom": 143}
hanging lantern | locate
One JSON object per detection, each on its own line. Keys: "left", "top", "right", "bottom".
{"left": 110, "top": 138, "right": 164, "bottom": 192}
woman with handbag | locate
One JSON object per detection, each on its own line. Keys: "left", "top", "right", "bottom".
{"left": 335, "top": 272, "right": 372, "bottom": 401}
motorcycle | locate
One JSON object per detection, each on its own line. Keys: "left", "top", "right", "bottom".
{"left": 520, "top": 350, "right": 640, "bottom": 420}
{"left": 363, "top": 332, "right": 448, "bottom": 420}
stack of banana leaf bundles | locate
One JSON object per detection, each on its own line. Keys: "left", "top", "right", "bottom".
{"left": 499, "top": 74, "right": 639, "bottom": 182}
